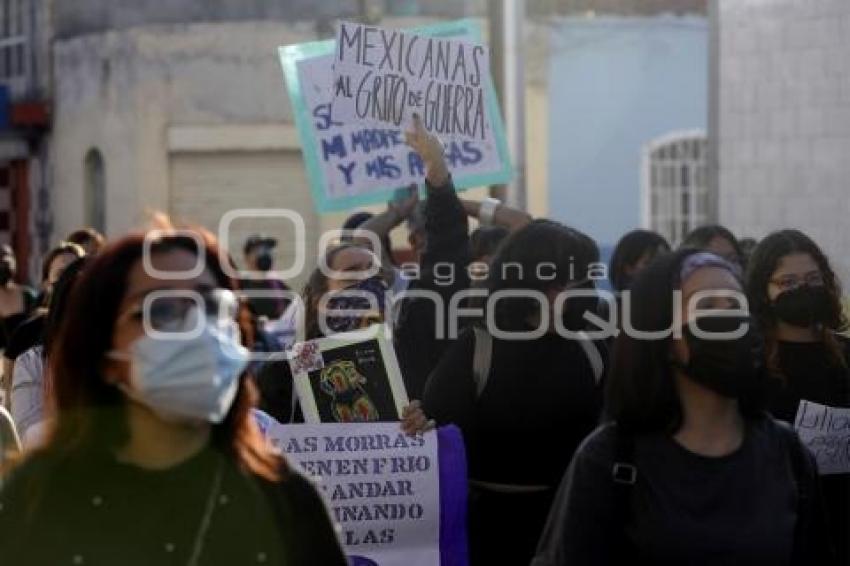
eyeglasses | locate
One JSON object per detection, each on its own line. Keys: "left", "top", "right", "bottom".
{"left": 124, "top": 288, "right": 238, "bottom": 334}
{"left": 769, "top": 272, "right": 825, "bottom": 292}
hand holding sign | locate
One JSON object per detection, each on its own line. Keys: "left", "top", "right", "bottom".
{"left": 389, "top": 184, "right": 420, "bottom": 220}
{"left": 405, "top": 114, "right": 449, "bottom": 187}
{"left": 400, "top": 400, "right": 436, "bottom": 437}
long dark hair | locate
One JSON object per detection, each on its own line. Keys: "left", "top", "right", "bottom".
{"left": 608, "top": 229, "right": 670, "bottom": 292}
{"left": 745, "top": 229, "right": 848, "bottom": 376}
{"left": 42, "top": 257, "right": 89, "bottom": 359}
{"left": 606, "top": 248, "right": 765, "bottom": 434}
{"left": 482, "top": 219, "right": 599, "bottom": 331}
{"left": 43, "top": 228, "right": 285, "bottom": 480}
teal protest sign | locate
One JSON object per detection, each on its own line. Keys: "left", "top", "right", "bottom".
{"left": 278, "top": 19, "right": 513, "bottom": 213}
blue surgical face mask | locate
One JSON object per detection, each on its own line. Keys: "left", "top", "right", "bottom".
{"left": 109, "top": 308, "right": 249, "bottom": 424}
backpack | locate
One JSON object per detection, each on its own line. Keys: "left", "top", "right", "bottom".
{"left": 467, "top": 327, "right": 605, "bottom": 495}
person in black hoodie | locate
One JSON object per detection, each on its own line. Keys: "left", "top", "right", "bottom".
{"left": 533, "top": 248, "right": 833, "bottom": 566}
{"left": 746, "top": 229, "right": 850, "bottom": 564}
{"left": 423, "top": 219, "right": 605, "bottom": 566}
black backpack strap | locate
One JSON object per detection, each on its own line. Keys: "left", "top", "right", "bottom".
{"left": 606, "top": 424, "right": 638, "bottom": 563}
{"left": 612, "top": 424, "right": 638, "bottom": 520}
{"left": 777, "top": 421, "right": 816, "bottom": 564}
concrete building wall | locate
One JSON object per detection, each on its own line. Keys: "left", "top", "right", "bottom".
{"left": 716, "top": 0, "right": 850, "bottom": 282}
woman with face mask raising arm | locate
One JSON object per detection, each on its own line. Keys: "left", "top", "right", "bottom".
{"left": 532, "top": 249, "right": 835, "bottom": 566}
{"left": 746, "top": 229, "right": 850, "bottom": 564}
{"left": 0, "top": 227, "right": 347, "bottom": 566}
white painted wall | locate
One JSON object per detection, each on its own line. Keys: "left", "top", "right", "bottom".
{"left": 717, "top": 0, "right": 850, "bottom": 282}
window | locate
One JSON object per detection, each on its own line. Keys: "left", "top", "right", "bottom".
{"left": 84, "top": 149, "right": 106, "bottom": 233}
{"left": 641, "top": 131, "right": 712, "bottom": 246}
{"left": 0, "top": 0, "right": 27, "bottom": 82}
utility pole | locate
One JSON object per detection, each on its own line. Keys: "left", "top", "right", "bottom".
{"left": 706, "top": 0, "right": 720, "bottom": 223}
{"left": 489, "top": 0, "right": 527, "bottom": 210}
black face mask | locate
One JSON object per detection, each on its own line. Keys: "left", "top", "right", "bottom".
{"left": 256, "top": 252, "right": 273, "bottom": 272}
{"left": 0, "top": 262, "right": 11, "bottom": 285}
{"left": 675, "top": 314, "right": 764, "bottom": 399}
{"left": 772, "top": 285, "right": 831, "bottom": 328}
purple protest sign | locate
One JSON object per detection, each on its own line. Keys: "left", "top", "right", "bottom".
{"left": 437, "top": 425, "right": 468, "bottom": 566}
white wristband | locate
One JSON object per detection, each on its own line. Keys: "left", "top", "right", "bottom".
{"left": 479, "top": 197, "right": 500, "bottom": 227}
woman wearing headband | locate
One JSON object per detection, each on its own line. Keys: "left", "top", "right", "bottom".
{"left": 533, "top": 249, "right": 833, "bottom": 566}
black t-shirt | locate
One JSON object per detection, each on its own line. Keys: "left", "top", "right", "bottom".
{"left": 533, "top": 418, "right": 831, "bottom": 566}
{"left": 767, "top": 338, "right": 850, "bottom": 564}
{"left": 0, "top": 446, "right": 347, "bottom": 566}
{"left": 3, "top": 310, "right": 45, "bottom": 361}
{"left": 423, "top": 328, "right": 604, "bottom": 487}
{"left": 768, "top": 338, "right": 850, "bottom": 421}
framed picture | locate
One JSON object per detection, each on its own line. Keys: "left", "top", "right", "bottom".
{"left": 288, "top": 324, "right": 409, "bottom": 424}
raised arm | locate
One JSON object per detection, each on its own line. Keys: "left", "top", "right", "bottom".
{"left": 394, "top": 116, "right": 471, "bottom": 398}
{"left": 404, "top": 114, "right": 470, "bottom": 270}
{"left": 405, "top": 114, "right": 449, "bottom": 188}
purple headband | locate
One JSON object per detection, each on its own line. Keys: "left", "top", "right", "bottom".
{"left": 679, "top": 252, "right": 741, "bottom": 284}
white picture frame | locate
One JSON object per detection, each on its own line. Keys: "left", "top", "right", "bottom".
{"left": 287, "top": 324, "right": 410, "bottom": 424}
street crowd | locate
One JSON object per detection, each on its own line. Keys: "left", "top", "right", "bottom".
{"left": 0, "top": 117, "right": 847, "bottom": 565}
